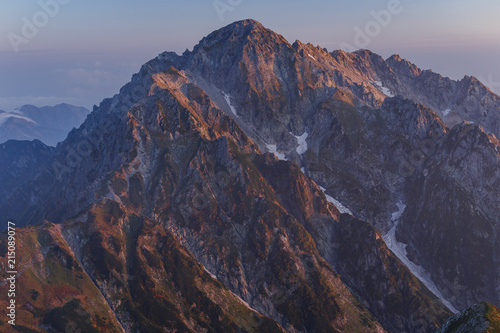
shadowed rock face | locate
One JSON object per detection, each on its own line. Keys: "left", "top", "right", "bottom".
{"left": 0, "top": 139, "right": 55, "bottom": 204}
{"left": 0, "top": 19, "right": 498, "bottom": 332}
{"left": 398, "top": 124, "right": 500, "bottom": 310}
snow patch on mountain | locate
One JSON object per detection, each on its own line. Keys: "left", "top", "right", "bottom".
{"left": 266, "top": 144, "right": 286, "bottom": 160}
{"left": 391, "top": 202, "right": 406, "bottom": 221}
{"left": 105, "top": 188, "right": 123, "bottom": 204}
{"left": 203, "top": 266, "right": 218, "bottom": 280}
{"left": 383, "top": 202, "right": 459, "bottom": 314}
{"left": 373, "top": 81, "right": 395, "bottom": 97}
{"left": 319, "top": 186, "right": 353, "bottom": 215}
{"left": 293, "top": 131, "right": 309, "bottom": 155}
{"left": 308, "top": 54, "right": 316, "bottom": 61}
{"left": 222, "top": 92, "right": 239, "bottom": 118}
{"left": 442, "top": 108, "right": 451, "bottom": 117}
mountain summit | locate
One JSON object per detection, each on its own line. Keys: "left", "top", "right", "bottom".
{"left": 0, "top": 20, "right": 498, "bottom": 332}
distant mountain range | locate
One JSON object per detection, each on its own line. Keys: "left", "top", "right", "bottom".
{"left": 0, "top": 20, "right": 499, "bottom": 332}
{"left": 0, "top": 103, "right": 90, "bottom": 146}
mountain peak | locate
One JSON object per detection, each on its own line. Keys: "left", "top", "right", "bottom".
{"left": 226, "top": 18, "right": 264, "bottom": 29}
{"left": 386, "top": 54, "right": 422, "bottom": 76}
{"left": 194, "top": 19, "right": 286, "bottom": 51}
{"left": 388, "top": 54, "right": 403, "bottom": 62}
{"left": 203, "top": 19, "right": 265, "bottom": 40}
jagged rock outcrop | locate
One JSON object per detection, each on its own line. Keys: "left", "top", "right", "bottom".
{"left": 437, "top": 302, "right": 500, "bottom": 333}
{"left": 327, "top": 49, "right": 500, "bottom": 138}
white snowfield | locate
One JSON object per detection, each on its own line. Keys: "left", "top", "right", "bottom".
{"left": 442, "top": 108, "right": 451, "bottom": 117}
{"left": 266, "top": 143, "right": 287, "bottom": 160}
{"left": 383, "top": 202, "right": 459, "bottom": 314}
{"left": 372, "top": 81, "right": 395, "bottom": 98}
{"left": 307, "top": 53, "right": 316, "bottom": 61}
{"left": 222, "top": 92, "right": 239, "bottom": 118}
{"left": 293, "top": 131, "right": 309, "bottom": 155}
{"left": 203, "top": 266, "right": 218, "bottom": 280}
{"left": 319, "top": 186, "right": 353, "bottom": 215}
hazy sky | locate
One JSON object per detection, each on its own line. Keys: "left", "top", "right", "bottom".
{"left": 1, "top": 0, "right": 499, "bottom": 110}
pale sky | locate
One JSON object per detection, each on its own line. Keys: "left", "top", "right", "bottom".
{"left": 1, "top": 0, "right": 499, "bottom": 110}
